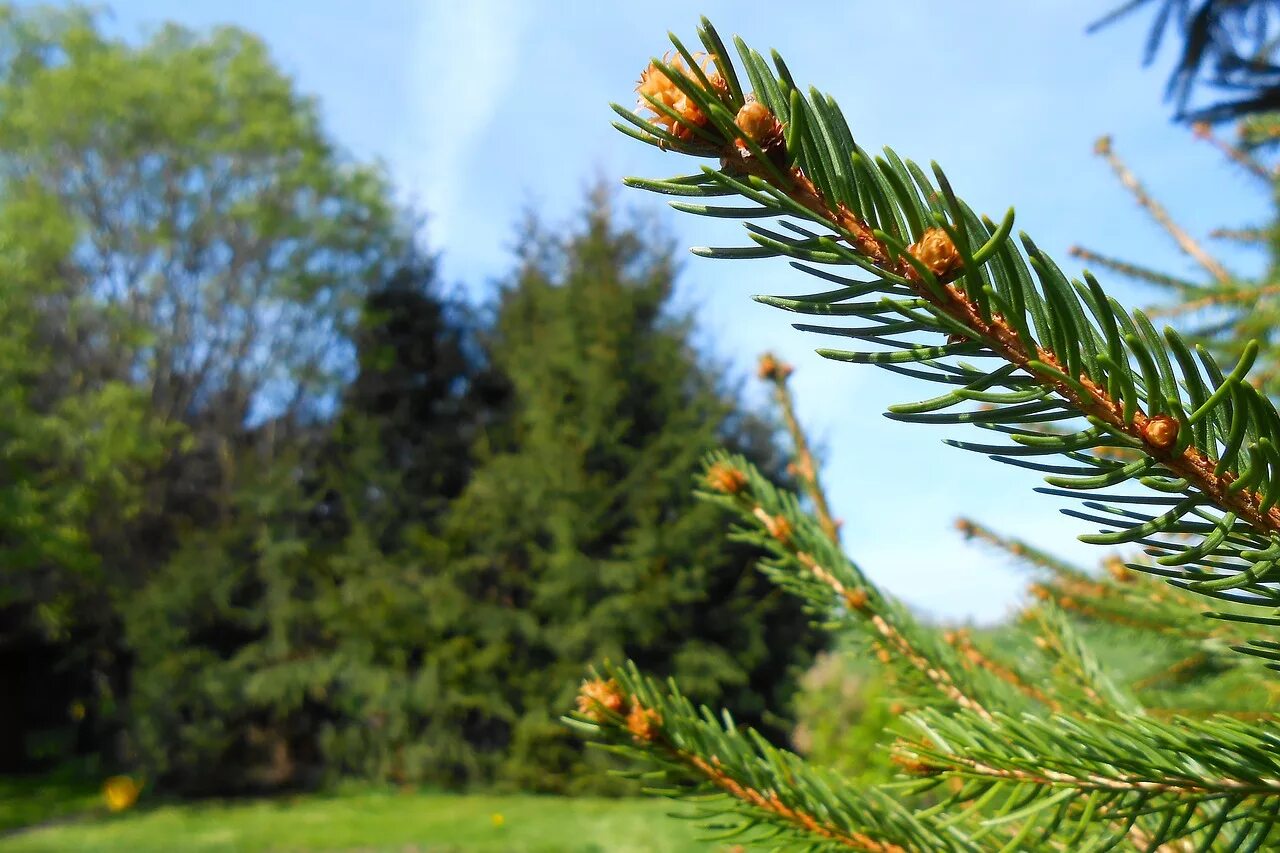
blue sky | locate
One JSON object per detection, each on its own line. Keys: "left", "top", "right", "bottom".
{"left": 101, "top": 1, "right": 1270, "bottom": 622}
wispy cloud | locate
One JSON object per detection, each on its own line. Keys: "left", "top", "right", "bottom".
{"left": 410, "top": 0, "right": 531, "bottom": 247}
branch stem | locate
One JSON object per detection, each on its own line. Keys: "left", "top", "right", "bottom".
{"left": 729, "top": 149, "right": 1280, "bottom": 541}
{"left": 1094, "top": 138, "right": 1232, "bottom": 284}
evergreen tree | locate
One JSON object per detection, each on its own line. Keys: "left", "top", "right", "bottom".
{"left": 340, "top": 252, "right": 507, "bottom": 534}
{"left": 438, "top": 191, "right": 819, "bottom": 791}
{"left": 572, "top": 20, "right": 1280, "bottom": 848}
{"left": 124, "top": 254, "right": 495, "bottom": 792}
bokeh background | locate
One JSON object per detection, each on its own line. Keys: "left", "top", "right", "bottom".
{"left": 3, "top": 2, "right": 1270, "bottom": 850}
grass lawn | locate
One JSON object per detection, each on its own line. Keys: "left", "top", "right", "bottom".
{"left": 0, "top": 771, "right": 99, "bottom": 834}
{"left": 0, "top": 786, "right": 725, "bottom": 852}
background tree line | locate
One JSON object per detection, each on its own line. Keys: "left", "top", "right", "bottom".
{"left": 0, "top": 4, "right": 821, "bottom": 794}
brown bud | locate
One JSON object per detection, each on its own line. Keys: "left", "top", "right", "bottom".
{"left": 954, "top": 518, "right": 974, "bottom": 537}
{"left": 946, "top": 332, "right": 970, "bottom": 346}
{"left": 706, "top": 462, "right": 748, "bottom": 495}
{"left": 1104, "top": 556, "right": 1131, "bottom": 583}
{"left": 1029, "top": 584, "right": 1050, "bottom": 601}
{"left": 576, "top": 678, "right": 626, "bottom": 722}
{"left": 626, "top": 702, "right": 662, "bottom": 743}
{"left": 735, "top": 100, "right": 776, "bottom": 144}
{"left": 845, "top": 588, "right": 869, "bottom": 612}
{"left": 635, "top": 52, "right": 730, "bottom": 143}
{"left": 908, "top": 227, "right": 963, "bottom": 279}
{"left": 1142, "top": 415, "right": 1179, "bottom": 451}
{"left": 757, "top": 352, "right": 793, "bottom": 382}
{"left": 734, "top": 99, "right": 786, "bottom": 164}
{"left": 763, "top": 513, "right": 792, "bottom": 544}
{"left": 1093, "top": 135, "right": 1112, "bottom": 156}
{"left": 1191, "top": 120, "right": 1212, "bottom": 140}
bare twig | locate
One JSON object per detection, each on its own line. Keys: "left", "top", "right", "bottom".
{"left": 1093, "top": 136, "right": 1233, "bottom": 284}
{"left": 758, "top": 353, "right": 841, "bottom": 544}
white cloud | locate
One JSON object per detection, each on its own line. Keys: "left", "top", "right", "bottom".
{"left": 409, "top": 1, "right": 532, "bottom": 246}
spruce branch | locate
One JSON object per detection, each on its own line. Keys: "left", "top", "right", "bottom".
{"left": 1239, "top": 113, "right": 1280, "bottom": 151}
{"left": 897, "top": 709, "right": 1280, "bottom": 849}
{"left": 955, "top": 517, "right": 1097, "bottom": 586}
{"left": 702, "top": 453, "right": 1018, "bottom": 719}
{"left": 1208, "top": 226, "right": 1269, "bottom": 245}
{"left": 1066, "top": 245, "right": 1206, "bottom": 293}
{"left": 568, "top": 664, "right": 976, "bottom": 852}
{"left": 593, "top": 22, "right": 1280, "bottom": 850}
{"left": 956, "top": 517, "right": 1261, "bottom": 669}
{"left": 940, "top": 626, "right": 1063, "bottom": 712}
{"left": 1027, "top": 604, "right": 1144, "bottom": 715}
{"left": 1190, "top": 120, "right": 1274, "bottom": 183}
{"left": 759, "top": 352, "right": 841, "bottom": 543}
{"left": 1145, "top": 283, "right": 1280, "bottom": 318}
{"left": 614, "top": 20, "right": 1280, "bottom": 655}
{"left": 1092, "top": 135, "right": 1234, "bottom": 284}
{"left": 956, "top": 517, "right": 1198, "bottom": 637}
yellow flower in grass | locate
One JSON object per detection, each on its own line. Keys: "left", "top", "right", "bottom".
{"left": 103, "top": 775, "right": 141, "bottom": 812}
{"left": 491, "top": 812, "right": 506, "bottom": 828}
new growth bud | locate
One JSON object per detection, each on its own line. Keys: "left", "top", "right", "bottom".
{"left": 636, "top": 52, "right": 724, "bottom": 141}
{"left": 757, "top": 352, "right": 793, "bottom": 382}
{"left": 625, "top": 703, "right": 662, "bottom": 742}
{"left": 908, "top": 227, "right": 963, "bottom": 279}
{"left": 732, "top": 98, "right": 787, "bottom": 167}
{"left": 706, "top": 462, "right": 748, "bottom": 495}
{"left": 1105, "top": 556, "right": 1132, "bottom": 583}
{"left": 763, "top": 513, "right": 792, "bottom": 544}
{"left": 576, "top": 678, "right": 626, "bottom": 722}
{"left": 1142, "top": 415, "right": 1179, "bottom": 451}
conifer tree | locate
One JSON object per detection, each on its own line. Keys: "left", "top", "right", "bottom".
{"left": 124, "top": 256, "right": 491, "bottom": 792}
{"left": 442, "top": 192, "right": 819, "bottom": 791}
{"left": 570, "top": 20, "right": 1280, "bottom": 849}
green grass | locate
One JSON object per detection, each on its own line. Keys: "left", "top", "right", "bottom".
{"left": 0, "top": 787, "right": 723, "bottom": 852}
{"left": 0, "top": 770, "right": 99, "bottom": 834}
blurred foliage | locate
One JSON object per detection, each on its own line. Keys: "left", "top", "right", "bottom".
{"left": 0, "top": 3, "right": 815, "bottom": 795}
{"left": 790, "top": 647, "right": 898, "bottom": 785}
{"left": 1094, "top": 0, "right": 1280, "bottom": 122}
{"left": 434, "top": 196, "right": 819, "bottom": 792}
